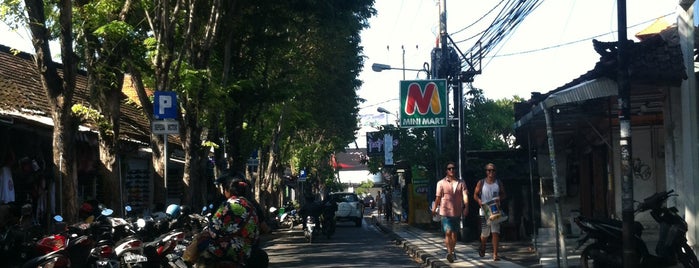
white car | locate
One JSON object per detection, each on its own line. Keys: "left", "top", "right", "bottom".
{"left": 329, "top": 192, "right": 363, "bottom": 227}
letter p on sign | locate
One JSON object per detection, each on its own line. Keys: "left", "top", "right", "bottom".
{"left": 154, "top": 91, "right": 178, "bottom": 119}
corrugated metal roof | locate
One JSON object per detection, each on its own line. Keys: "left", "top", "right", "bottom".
{"left": 514, "top": 78, "right": 617, "bottom": 129}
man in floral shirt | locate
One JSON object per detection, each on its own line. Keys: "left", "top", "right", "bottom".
{"left": 203, "top": 172, "right": 260, "bottom": 267}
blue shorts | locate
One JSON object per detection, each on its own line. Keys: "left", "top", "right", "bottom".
{"left": 441, "top": 216, "right": 460, "bottom": 233}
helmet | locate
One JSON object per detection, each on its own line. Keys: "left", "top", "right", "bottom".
{"left": 166, "top": 204, "right": 181, "bottom": 218}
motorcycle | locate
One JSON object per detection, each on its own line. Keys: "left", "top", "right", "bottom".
{"left": 0, "top": 204, "right": 44, "bottom": 266}
{"left": 142, "top": 204, "right": 188, "bottom": 268}
{"left": 320, "top": 200, "right": 337, "bottom": 239}
{"left": 303, "top": 215, "right": 318, "bottom": 243}
{"left": 278, "top": 202, "right": 300, "bottom": 230}
{"left": 114, "top": 206, "right": 148, "bottom": 267}
{"left": 21, "top": 215, "right": 95, "bottom": 268}
{"left": 575, "top": 190, "right": 699, "bottom": 268}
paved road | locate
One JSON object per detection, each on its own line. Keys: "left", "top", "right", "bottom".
{"left": 262, "top": 211, "right": 419, "bottom": 267}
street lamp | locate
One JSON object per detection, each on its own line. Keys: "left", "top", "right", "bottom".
{"left": 371, "top": 62, "right": 431, "bottom": 79}
{"left": 377, "top": 107, "right": 396, "bottom": 126}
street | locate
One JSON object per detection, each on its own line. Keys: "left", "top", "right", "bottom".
{"left": 262, "top": 210, "right": 419, "bottom": 267}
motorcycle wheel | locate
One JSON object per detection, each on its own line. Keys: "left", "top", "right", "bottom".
{"left": 678, "top": 243, "right": 699, "bottom": 268}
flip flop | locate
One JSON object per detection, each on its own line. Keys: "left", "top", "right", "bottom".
{"left": 493, "top": 256, "right": 500, "bottom": 261}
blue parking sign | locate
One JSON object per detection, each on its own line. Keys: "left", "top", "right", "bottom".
{"left": 154, "top": 91, "right": 178, "bottom": 119}
{"left": 299, "top": 169, "right": 307, "bottom": 182}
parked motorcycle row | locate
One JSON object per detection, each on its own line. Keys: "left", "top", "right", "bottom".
{"left": 0, "top": 203, "right": 215, "bottom": 268}
{"left": 575, "top": 190, "right": 699, "bottom": 268}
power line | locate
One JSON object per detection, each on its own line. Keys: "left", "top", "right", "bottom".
{"left": 490, "top": 13, "right": 674, "bottom": 58}
{"left": 359, "top": 98, "right": 398, "bottom": 109}
{"left": 449, "top": 0, "right": 506, "bottom": 36}
{"left": 454, "top": 0, "right": 544, "bottom": 71}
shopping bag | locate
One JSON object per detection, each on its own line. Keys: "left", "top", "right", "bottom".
{"left": 482, "top": 199, "right": 508, "bottom": 225}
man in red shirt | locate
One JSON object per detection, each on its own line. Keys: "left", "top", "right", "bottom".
{"left": 431, "top": 161, "right": 469, "bottom": 263}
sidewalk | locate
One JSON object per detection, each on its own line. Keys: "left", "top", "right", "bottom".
{"left": 370, "top": 211, "right": 549, "bottom": 267}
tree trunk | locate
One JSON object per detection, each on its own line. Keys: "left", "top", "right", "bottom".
{"left": 53, "top": 114, "right": 79, "bottom": 222}
{"left": 181, "top": 123, "right": 204, "bottom": 207}
{"left": 24, "top": 0, "right": 80, "bottom": 222}
{"left": 98, "top": 139, "right": 120, "bottom": 214}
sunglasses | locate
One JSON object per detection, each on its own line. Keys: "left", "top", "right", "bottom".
{"left": 447, "top": 167, "right": 456, "bottom": 171}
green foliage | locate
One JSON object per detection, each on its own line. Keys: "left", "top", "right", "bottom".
{"left": 463, "top": 87, "right": 521, "bottom": 150}
{"left": 71, "top": 104, "right": 112, "bottom": 136}
{"left": 93, "top": 20, "right": 133, "bottom": 40}
{"left": 0, "top": 0, "right": 25, "bottom": 30}
{"left": 355, "top": 180, "right": 374, "bottom": 196}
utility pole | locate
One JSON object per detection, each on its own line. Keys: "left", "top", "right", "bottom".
{"left": 617, "top": 0, "right": 637, "bottom": 267}
{"left": 438, "top": 0, "right": 464, "bottom": 181}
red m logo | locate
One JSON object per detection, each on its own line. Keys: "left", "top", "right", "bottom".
{"left": 404, "top": 82, "right": 443, "bottom": 115}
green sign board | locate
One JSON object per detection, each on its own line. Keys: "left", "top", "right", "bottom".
{"left": 399, "top": 79, "right": 448, "bottom": 128}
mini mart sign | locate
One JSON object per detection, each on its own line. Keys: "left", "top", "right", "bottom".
{"left": 399, "top": 79, "right": 448, "bottom": 128}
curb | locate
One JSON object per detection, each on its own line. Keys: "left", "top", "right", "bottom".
{"left": 372, "top": 215, "right": 450, "bottom": 268}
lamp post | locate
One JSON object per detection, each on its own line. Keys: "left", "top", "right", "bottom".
{"left": 371, "top": 62, "right": 431, "bottom": 79}
{"left": 377, "top": 107, "right": 395, "bottom": 126}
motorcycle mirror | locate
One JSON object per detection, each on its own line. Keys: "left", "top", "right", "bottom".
{"left": 102, "top": 208, "right": 114, "bottom": 216}
{"left": 125, "top": 205, "right": 132, "bottom": 212}
{"left": 202, "top": 206, "right": 207, "bottom": 213}
{"left": 53, "top": 215, "right": 64, "bottom": 222}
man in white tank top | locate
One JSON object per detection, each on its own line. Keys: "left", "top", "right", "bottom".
{"left": 473, "top": 163, "right": 507, "bottom": 261}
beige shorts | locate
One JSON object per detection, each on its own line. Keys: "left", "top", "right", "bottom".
{"left": 480, "top": 208, "right": 500, "bottom": 237}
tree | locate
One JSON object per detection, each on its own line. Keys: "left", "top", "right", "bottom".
{"left": 71, "top": 0, "right": 141, "bottom": 214}
{"left": 211, "top": 1, "right": 376, "bottom": 210}
{"left": 1, "top": 0, "right": 81, "bottom": 221}
{"left": 463, "top": 86, "right": 522, "bottom": 150}
{"left": 123, "top": 0, "right": 225, "bottom": 208}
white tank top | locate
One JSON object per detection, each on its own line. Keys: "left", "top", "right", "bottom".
{"left": 481, "top": 179, "right": 500, "bottom": 203}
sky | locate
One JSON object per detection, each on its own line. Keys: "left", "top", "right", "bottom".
{"left": 357, "top": 0, "right": 679, "bottom": 129}
{"left": 0, "top": 0, "right": 681, "bottom": 144}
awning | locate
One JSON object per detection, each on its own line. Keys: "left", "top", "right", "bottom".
{"left": 513, "top": 77, "right": 618, "bottom": 129}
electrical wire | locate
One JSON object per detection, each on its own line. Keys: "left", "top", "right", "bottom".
{"left": 489, "top": 13, "right": 674, "bottom": 58}
{"left": 454, "top": 0, "right": 544, "bottom": 71}
{"left": 449, "top": 0, "right": 506, "bottom": 36}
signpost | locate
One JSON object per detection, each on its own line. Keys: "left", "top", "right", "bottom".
{"left": 153, "top": 91, "right": 179, "bottom": 199}
{"left": 399, "top": 79, "right": 448, "bottom": 128}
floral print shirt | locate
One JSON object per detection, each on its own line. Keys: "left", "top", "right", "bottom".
{"left": 206, "top": 195, "right": 259, "bottom": 265}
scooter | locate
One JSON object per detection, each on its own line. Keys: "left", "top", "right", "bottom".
{"left": 22, "top": 215, "right": 95, "bottom": 268}
{"left": 303, "top": 215, "right": 317, "bottom": 243}
{"left": 114, "top": 206, "right": 148, "bottom": 267}
{"left": 575, "top": 190, "right": 699, "bottom": 268}
{"left": 279, "top": 202, "right": 300, "bottom": 230}
{"left": 320, "top": 200, "right": 337, "bottom": 239}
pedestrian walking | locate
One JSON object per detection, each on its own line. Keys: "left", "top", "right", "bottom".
{"left": 376, "top": 190, "right": 383, "bottom": 216}
{"left": 473, "top": 163, "right": 507, "bottom": 261}
{"left": 384, "top": 188, "right": 393, "bottom": 221}
{"left": 431, "top": 161, "right": 469, "bottom": 263}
